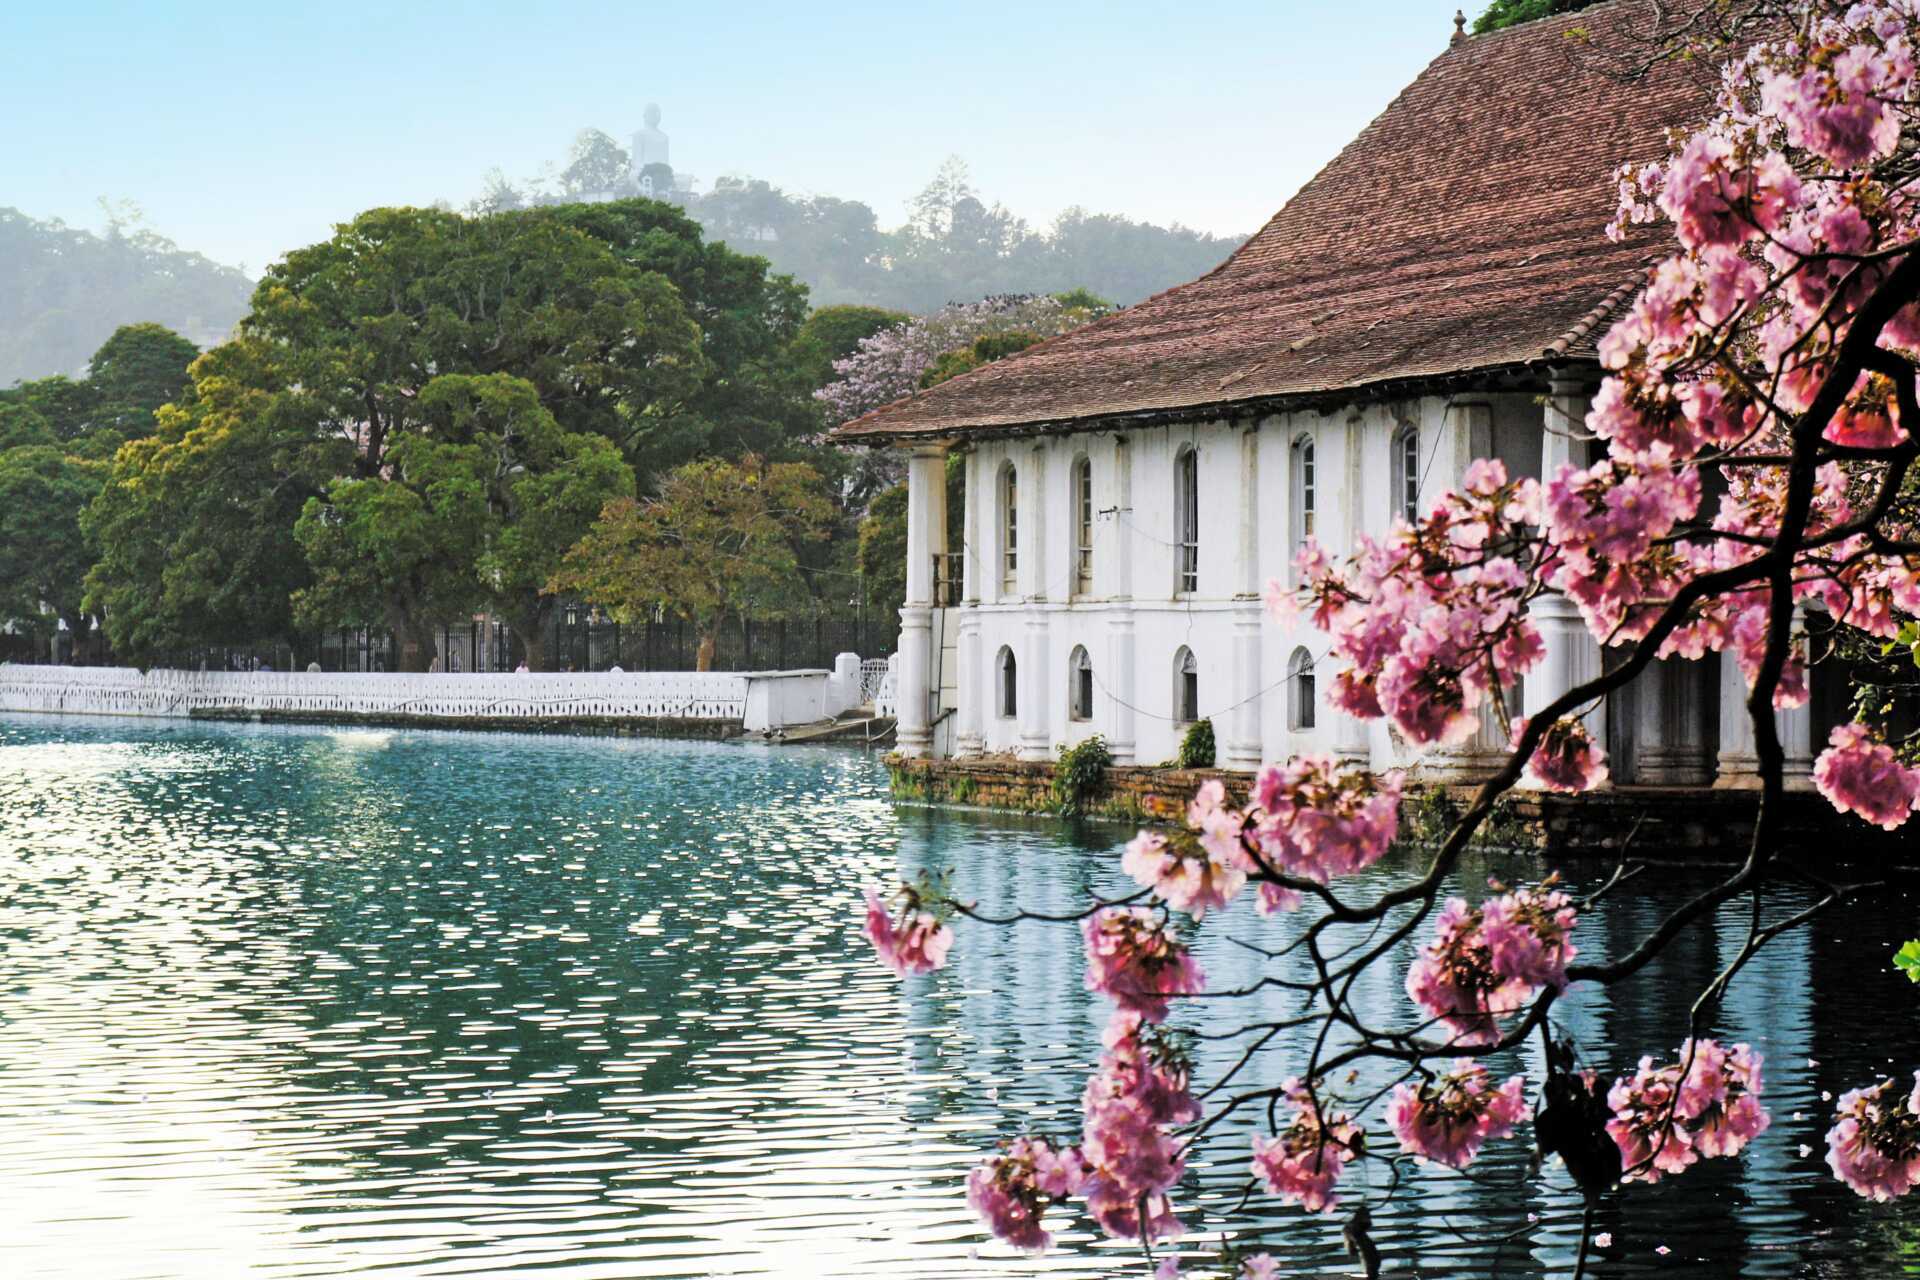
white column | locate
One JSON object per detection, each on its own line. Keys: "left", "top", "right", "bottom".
{"left": 1781, "top": 607, "right": 1816, "bottom": 790}
{"left": 1332, "top": 412, "right": 1371, "bottom": 767}
{"left": 1524, "top": 378, "right": 1607, "bottom": 760}
{"left": 956, "top": 448, "right": 985, "bottom": 757}
{"left": 1718, "top": 610, "right": 1816, "bottom": 789}
{"left": 1637, "top": 657, "right": 1713, "bottom": 785}
{"left": 1019, "top": 616, "right": 1051, "bottom": 760}
{"left": 1025, "top": 443, "right": 1049, "bottom": 602}
{"left": 1106, "top": 437, "right": 1137, "bottom": 764}
{"left": 1225, "top": 423, "right": 1264, "bottom": 770}
{"left": 1714, "top": 652, "right": 1760, "bottom": 788}
{"left": 896, "top": 443, "right": 947, "bottom": 758}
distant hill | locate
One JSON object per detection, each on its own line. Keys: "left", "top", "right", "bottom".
{"left": 470, "top": 145, "right": 1248, "bottom": 315}
{"left": 0, "top": 208, "right": 253, "bottom": 387}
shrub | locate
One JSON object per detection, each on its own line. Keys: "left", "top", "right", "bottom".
{"left": 1053, "top": 735, "right": 1113, "bottom": 815}
{"left": 1177, "top": 718, "right": 1215, "bottom": 770}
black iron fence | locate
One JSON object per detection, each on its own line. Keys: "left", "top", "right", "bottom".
{"left": 2, "top": 612, "right": 897, "bottom": 674}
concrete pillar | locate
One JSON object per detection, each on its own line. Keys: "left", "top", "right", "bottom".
{"left": 896, "top": 443, "right": 947, "bottom": 758}
{"left": 1782, "top": 606, "right": 1816, "bottom": 789}
{"left": 1524, "top": 379, "right": 1607, "bottom": 756}
{"left": 1718, "top": 611, "right": 1815, "bottom": 789}
{"left": 1019, "top": 616, "right": 1051, "bottom": 760}
{"left": 1332, "top": 411, "right": 1371, "bottom": 767}
{"left": 956, "top": 449, "right": 984, "bottom": 756}
{"left": 1106, "top": 437, "right": 1137, "bottom": 764}
{"left": 1107, "top": 618, "right": 1137, "bottom": 765}
{"left": 1025, "top": 443, "right": 1049, "bottom": 602}
{"left": 1227, "top": 423, "right": 1263, "bottom": 770}
{"left": 1636, "top": 657, "right": 1714, "bottom": 785}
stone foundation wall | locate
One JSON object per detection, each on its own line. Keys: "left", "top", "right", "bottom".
{"left": 887, "top": 754, "right": 1251, "bottom": 824}
{"left": 886, "top": 754, "right": 1912, "bottom": 860}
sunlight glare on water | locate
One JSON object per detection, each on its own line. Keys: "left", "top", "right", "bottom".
{"left": 0, "top": 714, "right": 1915, "bottom": 1279}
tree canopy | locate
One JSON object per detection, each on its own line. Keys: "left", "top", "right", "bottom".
{"left": 552, "top": 455, "right": 834, "bottom": 671}
{"left": 81, "top": 201, "right": 825, "bottom": 668}
{"left": 0, "top": 446, "right": 107, "bottom": 653}
{"left": 1472, "top": 0, "right": 1599, "bottom": 34}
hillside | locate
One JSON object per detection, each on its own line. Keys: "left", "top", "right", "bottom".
{"left": 0, "top": 208, "right": 253, "bottom": 387}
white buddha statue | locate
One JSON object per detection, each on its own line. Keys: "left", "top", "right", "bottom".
{"left": 631, "top": 104, "right": 669, "bottom": 176}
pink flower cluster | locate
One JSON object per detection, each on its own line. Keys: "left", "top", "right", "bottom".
{"left": 814, "top": 294, "right": 1085, "bottom": 426}
{"left": 1082, "top": 907, "right": 1205, "bottom": 1023}
{"left": 1606, "top": 1040, "right": 1770, "bottom": 1184}
{"left": 1248, "top": 756, "right": 1404, "bottom": 883}
{"left": 965, "top": 1136, "right": 1090, "bottom": 1253}
{"left": 1759, "top": 24, "right": 1911, "bottom": 168}
{"left": 1405, "top": 884, "right": 1579, "bottom": 1046}
{"left": 1826, "top": 1071, "right": 1920, "bottom": 1201}
{"left": 1517, "top": 717, "right": 1610, "bottom": 793}
{"left": 862, "top": 886, "right": 954, "bottom": 977}
{"left": 1284, "top": 460, "right": 1546, "bottom": 748}
{"left": 1387, "top": 1060, "right": 1528, "bottom": 1169}
{"left": 1812, "top": 723, "right": 1920, "bottom": 830}
{"left": 1121, "top": 781, "right": 1249, "bottom": 919}
{"left": 1078, "top": 1012, "right": 1200, "bottom": 1241}
{"left": 1250, "top": 1079, "right": 1363, "bottom": 1212}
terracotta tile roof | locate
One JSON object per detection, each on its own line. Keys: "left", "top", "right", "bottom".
{"left": 832, "top": 0, "right": 1716, "bottom": 443}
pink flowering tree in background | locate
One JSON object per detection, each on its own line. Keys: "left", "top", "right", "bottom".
{"left": 817, "top": 294, "right": 1101, "bottom": 504}
{"left": 862, "top": 3, "right": 1920, "bottom": 1274}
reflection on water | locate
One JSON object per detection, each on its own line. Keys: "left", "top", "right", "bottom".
{"left": 0, "top": 714, "right": 1915, "bottom": 1279}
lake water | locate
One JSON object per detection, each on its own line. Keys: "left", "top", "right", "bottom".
{"left": 1, "top": 713, "right": 1916, "bottom": 1279}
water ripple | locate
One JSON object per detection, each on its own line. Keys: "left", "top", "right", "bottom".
{"left": 0, "top": 715, "right": 1915, "bottom": 1278}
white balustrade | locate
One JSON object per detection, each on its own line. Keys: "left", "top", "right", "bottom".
{"left": 0, "top": 664, "right": 849, "bottom": 731}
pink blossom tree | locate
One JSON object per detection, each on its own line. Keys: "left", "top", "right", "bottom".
{"left": 860, "top": 3, "right": 1920, "bottom": 1271}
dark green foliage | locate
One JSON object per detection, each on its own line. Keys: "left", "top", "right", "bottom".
{"left": 1472, "top": 0, "right": 1600, "bottom": 34}
{"left": 856, "top": 455, "right": 965, "bottom": 628}
{"left": 790, "top": 304, "right": 909, "bottom": 387}
{"left": 1052, "top": 288, "right": 1114, "bottom": 316}
{"left": 540, "top": 199, "right": 820, "bottom": 479}
{"left": 1178, "top": 718, "right": 1216, "bottom": 769}
{"left": 1053, "top": 735, "right": 1113, "bottom": 815}
{"left": 920, "top": 330, "right": 1042, "bottom": 389}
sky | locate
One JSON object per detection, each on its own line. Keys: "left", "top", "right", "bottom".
{"left": 2, "top": 0, "right": 1471, "bottom": 275}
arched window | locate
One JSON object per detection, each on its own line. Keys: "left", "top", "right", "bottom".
{"left": 1392, "top": 424, "right": 1420, "bottom": 521}
{"left": 1073, "top": 455, "right": 1094, "bottom": 596}
{"left": 1289, "top": 647, "right": 1317, "bottom": 731}
{"left": 1069, "top": 646, "right": 1094, "bottom": 721}
{"left": 1174, "top": 647, "right": 1198, "bottom": 724}
{"left": 999, "top": 463, "right": 1019, "bottom": 597}
{"left": 1289, "top": 433, "right": 1316, "bottom": 557}
{"left": 1174, "top": 446, "right": 1199, "bottom": 594}
{"left": 997, "top": 645, "right": 1018, "bottom": 718}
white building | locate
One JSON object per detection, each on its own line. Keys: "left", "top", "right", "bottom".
{"left": 833, "top": 2, "right": 1831, "bottom": 788}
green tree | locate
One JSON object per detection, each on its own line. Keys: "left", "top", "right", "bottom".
{"left": 83, "top": 339, "right": 331, "bottom": 665}
{"left": 1, "top": 323, "right": 202, "bottom": 458}
{"left": 919, "top": 330, "right": 1043, "bottom": 388}
{"left": 790, "top": 304, "right": 908, "bottom": 388}
{"left": 82, "top": 322, "right": 199, "bottom": 448}
{"left": 454, "top": 374, "right": 634, "bottom": 670}
{"left": 856, "top": 456, "right": 963, "bottom": 632}
{"left": 560, "top": 129, "right": 632, "bottom": 197}
{"left": 541, "top": 199, "right": 819, "bottom": 479}
{"left": 552, "top": 455, "right": 833, "bottom": 671}
{"left": 84, "top": 206, "right": 709, "bottom": 668}
{"left": 291, "top": 374, "right": 634, "bottom": 672}
{"left": 0, "top": 401, "right": 54, "bottom": 451}
{"left": 0, "top": 446, "right": 107, "bottom": 656}
{"left": 1472, "top": 0, "right": 1599, "bottom": 33}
